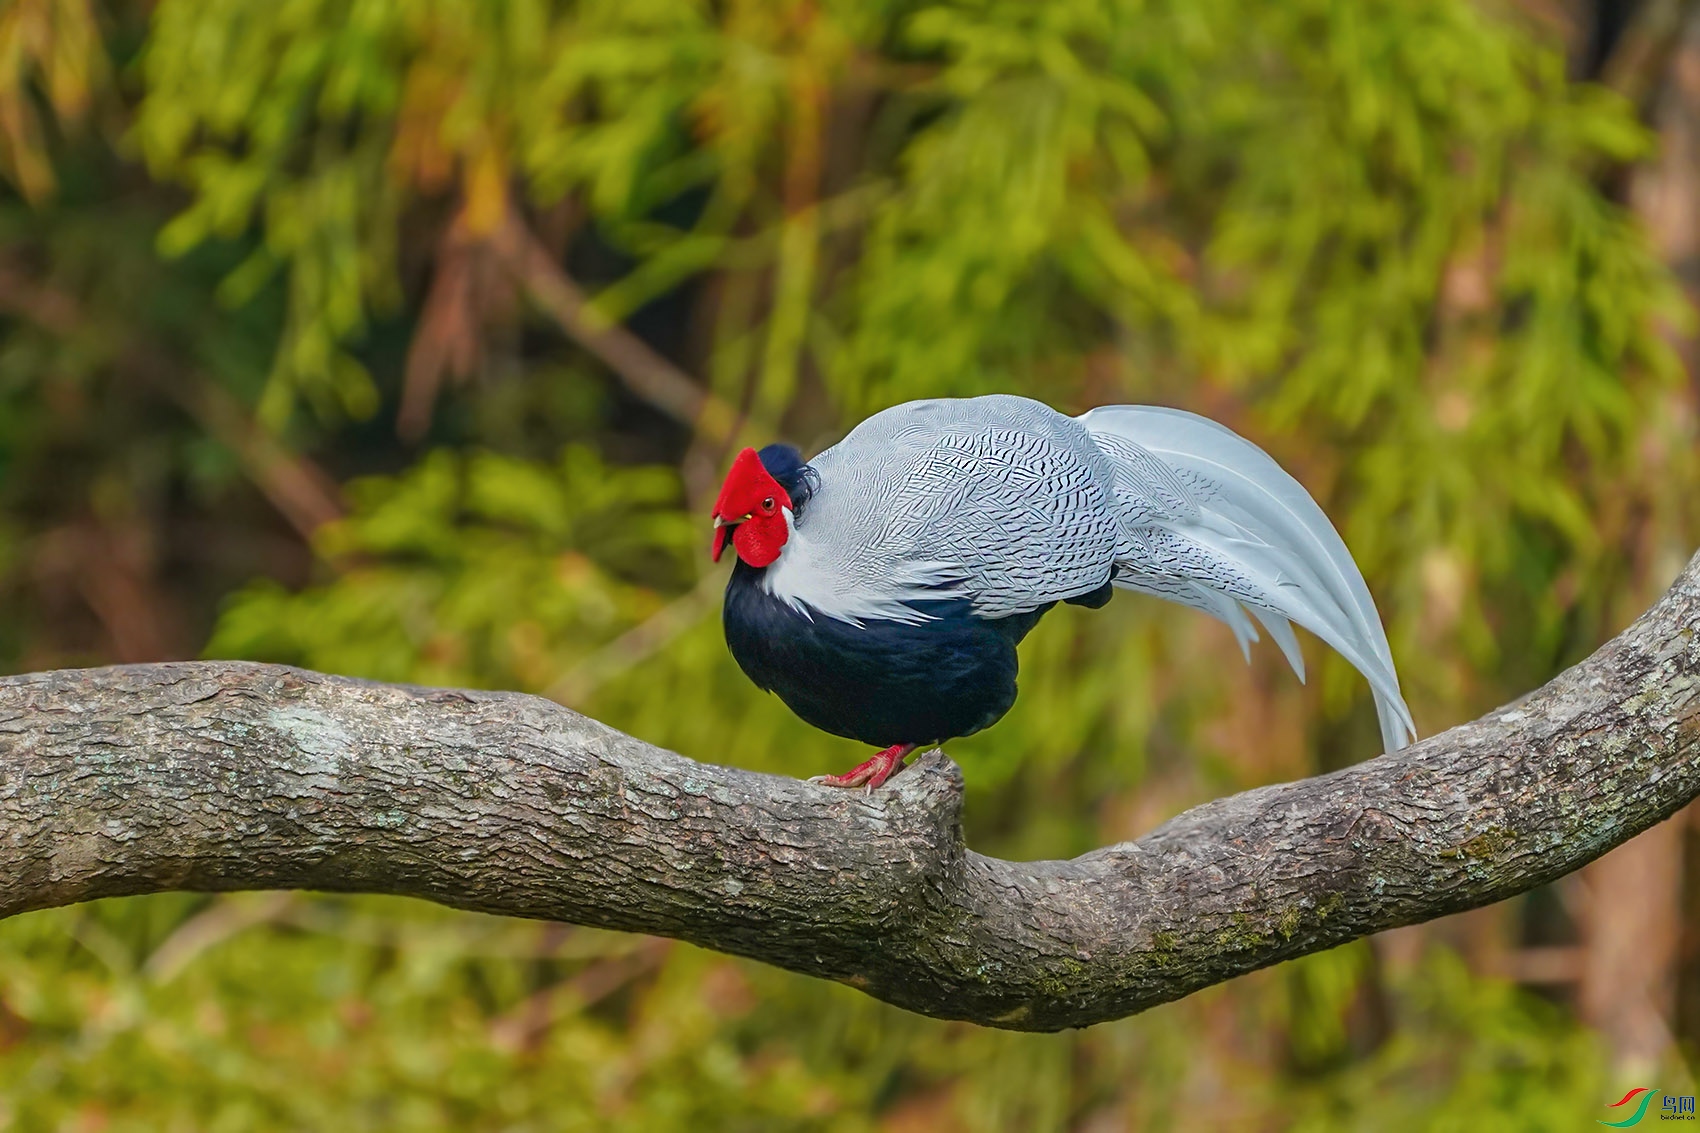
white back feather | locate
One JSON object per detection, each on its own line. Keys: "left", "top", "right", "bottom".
{"left": 753, "top": 395, "right": 1414, "bottom": 753}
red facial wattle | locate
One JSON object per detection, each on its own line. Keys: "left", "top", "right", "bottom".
{"left": 710, "top": 447, "right": 793, "bottom": 567}
{"left": 730, "top": 514, "right": 787, "bottom": 567}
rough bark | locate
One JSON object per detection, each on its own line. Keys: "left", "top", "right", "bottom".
{"left": 1, "top": 551, "right": 1698, "bottom": 1032}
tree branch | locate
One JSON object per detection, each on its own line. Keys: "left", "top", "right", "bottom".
{"left": 488, "top": 215, "right": 738, "bottom": 444}
{"left": 2, "top": 550, "right": 1698, "bottom": 1031}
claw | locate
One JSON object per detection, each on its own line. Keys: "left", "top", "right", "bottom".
{"left": 810, "top": 743, "right": 918, "bottom": 791}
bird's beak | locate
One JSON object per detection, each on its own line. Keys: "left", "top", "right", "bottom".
{"left": 710, "top": 513, "right": 751, "bottom": 562}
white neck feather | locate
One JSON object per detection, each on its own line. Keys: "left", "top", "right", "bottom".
{"left": 759, "top": 509, "right": 957, "bottom": 627}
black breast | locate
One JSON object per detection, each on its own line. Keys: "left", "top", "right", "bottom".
{"left": 722, "top": 560, "right": 1054, "bottom": 748}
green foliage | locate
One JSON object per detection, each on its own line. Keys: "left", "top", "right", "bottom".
{"left": 132, "top": 0, "right": 1696, "bottom": 701}
{"left": 0, "top": 898, "right": 1623, "bottom": 1132}
{"left": 1284, "top": 950, "right": 1612, "bottom": 1132}
{"left": 210, "top": 446, "right": 694, "bottom": 688}
{"left": 0, "top": 896, "right": 863, "bottom": 1132}
{"left": 0, "top": 0, "right": 1697, "bottom": 1128}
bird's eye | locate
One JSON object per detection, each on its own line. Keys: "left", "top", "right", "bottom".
{"left": 761, "top": 496, "right": 775, "bottom": 513}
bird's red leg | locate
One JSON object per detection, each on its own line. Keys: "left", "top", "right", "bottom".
{"left": 811, "top": 744, "right": 918, "bottom": 790}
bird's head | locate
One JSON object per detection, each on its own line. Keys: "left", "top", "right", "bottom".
{"left": 711, "top": 445, "right": 813, "bottom": 567}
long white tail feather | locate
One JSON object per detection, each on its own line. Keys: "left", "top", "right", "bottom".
{"left": 1078, "top": 404, "right": 1415, "bottom": 752}
{"left": 1250, "top": 608, "right": 1305, "bottom": 682}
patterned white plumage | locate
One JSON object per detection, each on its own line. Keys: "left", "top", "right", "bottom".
{"left": 761, "top": 394, "right": 1416, "bottom": 752}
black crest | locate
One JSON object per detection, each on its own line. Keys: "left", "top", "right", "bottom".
{"left": 756, "top": 444, "right": 819, "bottom": 516}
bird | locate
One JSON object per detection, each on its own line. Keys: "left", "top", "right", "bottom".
{"left": 711, "top": 394, "right": 1415, "bottom": 790}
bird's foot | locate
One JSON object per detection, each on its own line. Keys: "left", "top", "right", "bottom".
{"left": 809, "top": 744, "right": 918, "bottom": 792}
